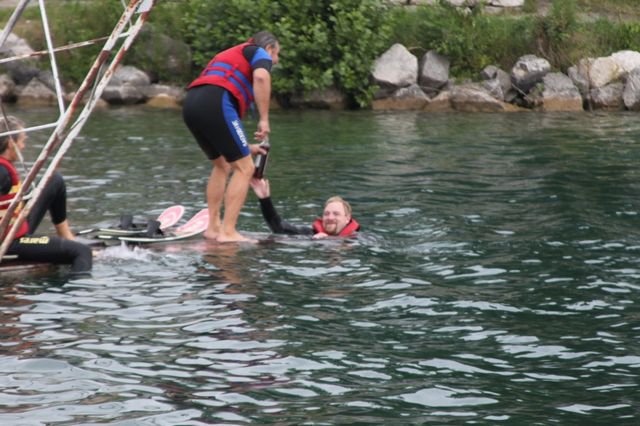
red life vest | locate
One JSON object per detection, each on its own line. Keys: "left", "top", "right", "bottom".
{"left": 188, "top": 42, "right": 255, "bottom": 118}
{"left": 0, "top": 156, "right": 29, "bottom": 240}
{"left": 312, "top": 218, "right": 360, "bottom": 237}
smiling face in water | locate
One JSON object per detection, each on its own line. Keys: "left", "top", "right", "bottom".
{"left": 322, "top": 199, "right": 351, "bottom": 235}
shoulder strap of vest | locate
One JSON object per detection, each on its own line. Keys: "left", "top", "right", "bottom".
{"left": 0, "top": 156, "right": 18, "bottom": 183}
{"left": 339, "top": 218, "right": 360, "bottom": 237}
{"left": 312, "top": 218, "right": 360, "bottom": 237}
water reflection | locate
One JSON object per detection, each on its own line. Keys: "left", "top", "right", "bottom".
{"left": 1, "top": 109, "right": 639, "bottom": 423}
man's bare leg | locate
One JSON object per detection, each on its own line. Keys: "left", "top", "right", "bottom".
{"left": 204, "top": 158, "right": 231, "bottom": 240}
{"left": 216, "top": 156, "right": 255, "bottom": 243}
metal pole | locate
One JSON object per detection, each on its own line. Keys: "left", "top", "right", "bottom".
{"left": 0, "top": 0, "right": 31, "bottom": 49}
{"left": 39, "top": 0, "right": 67, "bottom": 115}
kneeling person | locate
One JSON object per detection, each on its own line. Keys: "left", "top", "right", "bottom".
{"left": 250, "top": 178, "right": 360, "bottom": 239}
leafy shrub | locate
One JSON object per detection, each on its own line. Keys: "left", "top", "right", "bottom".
{"left": 387, "top": 2, "right": 537, "bottom": 78}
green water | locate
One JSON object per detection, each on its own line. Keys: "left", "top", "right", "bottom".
{"left": 1, "top": 107, "right": 639, "bottom": 425}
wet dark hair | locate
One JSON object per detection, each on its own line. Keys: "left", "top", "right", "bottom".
{"left": 0, "top": 115, "right": 24, "bottom": 153}
{"left": 249, "top": 31, "right": 278, "bottom": 50}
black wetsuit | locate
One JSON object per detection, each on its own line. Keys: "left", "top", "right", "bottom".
{"left": 1, "top": 170, "right": 92, "bottom": 273}
{"left": 257, "top": 197, "right": 314, "bottom": 235}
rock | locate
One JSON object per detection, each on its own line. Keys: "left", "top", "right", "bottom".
{"left": 623, "top": 68, "right": 640, "bottom": 111}
{"left": 610, "top": 50, "right": 640, "bottom": 75}
{"left": 108, "top": 65, "right": 151, "bottom": 86}
{"left": 372, "top": 84, "right": 429, "bottom": 110}
{"left": 579, "top": 56, "right": 623, "bottom": 89}
{"left": 423, "top": 90, "right": 454, "bottom": 112}
{"left": 480, "top": 65, "right": 513, "bottom": 101}
{"left": 487, "top": 0, "right": 524, "bottom": 7}
{"left": 16, "top": 77, "right": 57, "bottom": 106}
{"left": 511, "top": 54, "right": 551, "bottom": 93}
{"left": 102, "top": 65, "right": 151, "bottom": 104}
{"left": 146, "top": 93, "right": 180, "bottom": 109}
{"left": 418, "top": 50, "right": 450, "bottom": 95}
{"left": 144, "top": 84, "right": 185, "bottom": 102}
{"left": 102, "top": 84, "right": 147, "bottom": 105}
{"left": 451, "top": 84, "right": 521, "bottom": 112}
{"left": 567, "top": 65, "right": 590, "bottom": 97}
{"left": 590, "top": 82, "right": 625, "bottom": 111}
{"left": 371, "top": 43, "right": 418, "bottom": 90}
{"left": 289, "top": 87, "right": 348, "bottom": 110}
{"left": 528, "top": 72, "right": 583, "bottom": 112}
{"left": 482, "top": 78, "right": 504, "bottom": 101}
{"left": 0, "top": 73, "right": 16, "bottom": 100}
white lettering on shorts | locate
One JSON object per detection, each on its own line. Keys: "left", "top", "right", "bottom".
{"left": 19, "top": 236, "right": 50, "bottom": 244}
{"left": 231, "top": 119, "right": 248, "bottom": 148}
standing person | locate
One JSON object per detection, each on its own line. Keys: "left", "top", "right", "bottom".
{"left": 183, "top": 31, "right": 280, "bottom": 243}
{"left": 0, "top": 116, "right": 92, "bottom": 273}
{"left": 250, "top": 178, "right": 360, "bottom": 239}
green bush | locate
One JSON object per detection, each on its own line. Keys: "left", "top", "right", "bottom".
{"left": 533, "top": 0, "right": 579, "bottom": 69}
{"left": 387, "top": 2, "right": 537, "bottom": 78}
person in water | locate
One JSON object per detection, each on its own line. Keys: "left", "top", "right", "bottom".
{"left": 182, "top": 31, "right": 280, "bottom": 243}
{"left": 0, "top": 116, "right": 92, "bottom": 273}
{"left": 250, "top": 178, "right": 360, "bottom": 238}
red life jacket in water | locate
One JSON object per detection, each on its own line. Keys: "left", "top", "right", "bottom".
{"left": 312, "top": 218, "right": 360, "bottom": 237}
{"left": 188, "top": 42, "right": 255, "bottom": 118}
{"left": 0, "top": 156, "right": 29, "bottom": 240}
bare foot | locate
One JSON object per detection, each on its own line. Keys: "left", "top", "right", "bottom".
{"left": 203, "top": 230, "right": 219, "bottom": 240}
{"left": 216, "top": 231, "right": 257, "bottom": 243}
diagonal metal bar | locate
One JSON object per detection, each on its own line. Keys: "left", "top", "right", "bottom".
{"left": 0, "top": 0, "right": 32, "bottom": 49}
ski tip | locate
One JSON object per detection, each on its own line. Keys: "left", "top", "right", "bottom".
{"left": 158, "top": 204, "right": 186, "bottom": 229}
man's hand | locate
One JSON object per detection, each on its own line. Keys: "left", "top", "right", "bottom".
{"left": 254, "top": 119, "right": 270, "bottom": 141}
{"left": 249, "top": 143, "right": 269, "bottom": 156}
{"left": 250, "top": 178, "right": 270, "bottom": 199}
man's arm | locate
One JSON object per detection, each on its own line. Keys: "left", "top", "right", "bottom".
{"left": 251, "top": 178, "right": 313, "bottom": 235}
{"left": 253, "top": 68, "right": 271, "bottom": 141}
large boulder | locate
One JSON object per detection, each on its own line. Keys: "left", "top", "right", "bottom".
{"left": 567, "top": 64, "right": 590, "bottom": 98}
{"left": 423, "top": 90, "right": 454, "bottom": 112}
{"left": 289, "top": 87, "right": 348, "bottom": 110}
{"left": 480, "top": 65, "right": 514, "bottom": 102}
{"left": 610, "top": 50, "right": 640, "bottom": 75}
{"left": 0, "top": 32, "right": 40, "bottom": 85}
{"left": 527, "top": 72, "right": 583, "bottom": 112}
{"left": 590, "top": 83, "right": 625, "bottom": 111}
{"left": 418, "top": 50, "right": 449, "bottom": 96}
{"left": 372, "top": 84, "right": 429, "bottom": 110}
{"left": 102, "top": 65, "right": 151, "bottom": 104}
{"left": 623, "top": 68, "right": 640, "bottom": 111}
{"left": 16, "top": 77, "right": 57, "bottom": 106}
{"left": 451, "top": 84, "right": 521, "bottom": 112}
{"left": 511, "top": 54, "right": 551, "bottom": 94}
{"left": 371, "top": 44, "right": 418, "bottom": 93}
{"left": 0, "top": 73, "right": 16, "bottom": 101}
{"left": 577, "top": 57, "right": 623, "bottom": 89}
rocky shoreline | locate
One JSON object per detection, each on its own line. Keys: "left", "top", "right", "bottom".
{"left": 1, "top": 26, "right": 640, "bottom": 114}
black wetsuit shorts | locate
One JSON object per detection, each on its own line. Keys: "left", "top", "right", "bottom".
{"left": 182, "top": 85, "right": 250, "bottom": 162}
